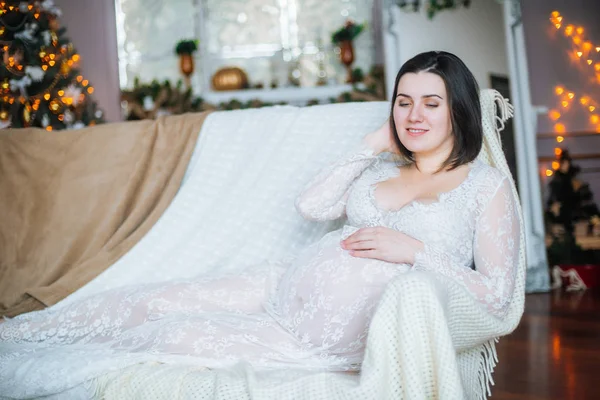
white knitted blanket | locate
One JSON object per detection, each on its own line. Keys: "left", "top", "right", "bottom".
{"left": 53, "top": 91, "right": 524, "bottom": 400}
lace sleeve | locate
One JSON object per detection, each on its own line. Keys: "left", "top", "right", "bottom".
{"left": 295, "top": 145, "right": 377, "bottom": 221}
{"left": 412, "top": 177, "right": 520, "bottom": 317}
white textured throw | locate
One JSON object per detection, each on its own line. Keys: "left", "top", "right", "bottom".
{"left": 55, "top": 90, "right": 524, "bottom": 400}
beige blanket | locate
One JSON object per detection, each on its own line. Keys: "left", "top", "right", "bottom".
{"left": 0, "top": 112, "right": 210, "bottom": 317}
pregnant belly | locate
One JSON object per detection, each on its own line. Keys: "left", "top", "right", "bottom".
{"left": 272, "top": 226, "right": 410, "bottom": 357}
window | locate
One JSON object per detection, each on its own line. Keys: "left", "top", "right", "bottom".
{"left": 115, "top": 0, "right": 376, "bottom": 94}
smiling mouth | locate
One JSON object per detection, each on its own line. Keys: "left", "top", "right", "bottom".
{"left": 406, "top": 128, "right": 428, "bottom": 136}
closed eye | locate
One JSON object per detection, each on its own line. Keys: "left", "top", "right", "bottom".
{"left": 426, "top": 104, "right": 439, "bottom": 108}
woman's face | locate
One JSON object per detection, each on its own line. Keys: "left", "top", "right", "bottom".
{"left": 392, "top": 71, "right": 453, "bottom": 159}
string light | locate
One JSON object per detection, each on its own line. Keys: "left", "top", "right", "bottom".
{"left": 549, "top": 110, "right": 561, "bottom": 120}
{"left": 552, "top": 161, "right": 560, "bottom": 169}
{"left": 546, "top": 170, "right": 554, "bottom": 177}
{"left": 557, "top": 136, "right": 564, "bottom": 143}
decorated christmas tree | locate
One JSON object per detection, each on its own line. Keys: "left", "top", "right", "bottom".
{"left": 0, "top": 0, "right": 104, "bottom": 131}
{"left": 545, "top": 149, "right": 600, "bottom": 265}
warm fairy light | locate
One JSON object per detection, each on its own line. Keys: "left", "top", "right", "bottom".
{"left": 588, "top": 60, "right": 593, "bottom": 65}
{"left": 576, "top": 51, "right": 583, "bottom": 58}
{"left": 573, "top": 36, "right": 582, "bottom": 45}
{"left": 552, "top": 161, "right": 560, "bottom": 169}
{"left": 28, "top": 4, "right": 32, "bottom": 10}
{"left": 591, "top": 115, "right": 599, "bottom": 124}
{"left": 551, "top": 11, "right": 560, "bottom": 18}
{"left": 554, "top": 148, "right": 562, "bottom": 156}
{"left": 48, "top": 60, "right": 55, "bottom": 67}
{"left": 567, "top": 92, "right": 575, "bottom": 99}
{"left": 546, "top": 169, "right": 554, "bottom": 177}
{"left": 49, "top": 54, "right": 55, "bottom": 60}
{"left": 555, "top": 86, "right": 564, "bottom": 95}
{"left": 58, "top": 114, "right": 64, "bottom": 121}
{"left": 596, "top": 47, "right": 600, "bottom": 52}
{"left": 555, "top": 23, "right": 561, "bottom": 29}
{"left": 87, "top": 87, "right": 94, "bottom": 94}
{"left": 549, "top": 110, "right": 561, "bottom": 120}
{"left": 555, "top": 123, "right": 566, "bottom": 133}
{"left": 580, "top": 97, "right": 589, "bottom": 105}
{"left": 43, "top": 93, "right": 50, "bottom": 100}
{"left": 583, "top": 42, "right": 593, "bottom": 51}
{"left": 32, "top": 103, "right": 38, "bottom": 110}
{"left": 564, "top": 25, "right": 574, "bottom": 36}
{"left": 45, "top": 126, "right": 52, "bottom": 131}
{"left": 590, "top": 106, "right": 596, "bottom": 112}
{"left": 557, "top": 136, "right": 564, "bottom": 143}
{"left": 42, "top": 65, "right": 48, "bottom": 71}
{"left": 76, "top": 75, "right": 83, "bottom": 82}
{"left": 34, "top": 12, "right": 39, "bottom": 18}
{"left": 561, "top": 100, "right": 569, "bottom": 108}
{"left": 82, "top": 80, "right": 89, "bottom": 86}
{"left": 595, "top": 64, "right": 600, "bottom": 71}
{"left": 576, "top": 27, "right": 584, "bottom": 35}
{"left": 72, "top": 54, "right": 80, "bottom": 62}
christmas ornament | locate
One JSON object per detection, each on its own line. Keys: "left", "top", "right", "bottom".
{"left": 49, "top": 99, "right": 60, "bottom": 112}
{"left": 22, "top": 103, "right": 31, "bottom": 124}
{"left": 211, "top": 67, "right": 249, "bottom": 91}
{"left": 60, "top": 60, "right": 70, "bottom": 75}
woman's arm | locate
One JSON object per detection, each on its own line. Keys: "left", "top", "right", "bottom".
{"left": 295, "top": 121, "right": 395, "bottom": 221}
{"left": 412, "top": 177, "right": 521, "bottom": 317}
{"left": 295, "top": 145, "right": 378, "bottom": 221}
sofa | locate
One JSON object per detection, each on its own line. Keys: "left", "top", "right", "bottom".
{"left": 0, "top": 90, "right": 524, "bottom": 399}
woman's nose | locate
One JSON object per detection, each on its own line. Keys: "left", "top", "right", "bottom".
{"left": 408, "top": 104, "right": 424, "bottom": 122}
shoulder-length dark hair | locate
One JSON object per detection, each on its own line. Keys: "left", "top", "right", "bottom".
{"left": 390, "top": 51, "right": 483, "bottom": 171}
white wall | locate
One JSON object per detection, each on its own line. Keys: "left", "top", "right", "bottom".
{"left": 382, "top": 0, "right": 508, "bottom": 93}
{"left": 54, "top": 0, "right": 121, "bottom": 122}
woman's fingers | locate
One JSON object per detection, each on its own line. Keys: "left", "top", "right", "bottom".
{"left": 349, "top": 249, "right": 378, "bottom": 259}
{"left": 344, "top": 227, "right": 380, "bottom": 244}
{"left": 343, "top": 239, "right": 376, "bottom": 250}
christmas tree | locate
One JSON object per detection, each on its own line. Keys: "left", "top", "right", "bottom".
{"left": 0, "top": 0, "right": 104, "bottom": 131}
{"left": 545, "top": 149, "right": 600, "bottom": 265}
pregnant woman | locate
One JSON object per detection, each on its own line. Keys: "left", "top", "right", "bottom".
{"left": 0, "top": 51, "right": 520, "bottom": 397}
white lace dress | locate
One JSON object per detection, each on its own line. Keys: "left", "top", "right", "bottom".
{"left": 0, "top": 146, "right": 520, "bottom": 398}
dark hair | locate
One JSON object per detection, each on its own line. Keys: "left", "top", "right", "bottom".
{"left": 389, "top": 51, "right": 483, "bottom": 171}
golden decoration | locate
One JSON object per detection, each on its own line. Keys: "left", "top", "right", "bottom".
{"left": 60, "top": 60, "right": 70, "bottom": 75}
{"left": 1, "top": 80, "right": 8, "bottom": 90}
{"left": 49, "top": 100, "right": 60, "bottom": 112}
{"left": 23, "top": 104, "right": 31, "bottom": 124}
{"left": 211, "top": 67, "right": 249, "bottom": 91}
{"left": 0, "top": 110, "right": 8, "bottom": 121}
{"left": 39, "top": 50, "right": 46, "bottom": 58}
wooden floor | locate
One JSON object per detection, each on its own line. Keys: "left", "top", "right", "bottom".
{"left": 492, "top": 289, "right": 600, "bottom": 400}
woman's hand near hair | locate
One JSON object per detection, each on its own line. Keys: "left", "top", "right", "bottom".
{"left": 341, "top": 226, "right": 424, "bottom": 264}
{"left": 362, "top": 119, "right": 398, "bottom": 155}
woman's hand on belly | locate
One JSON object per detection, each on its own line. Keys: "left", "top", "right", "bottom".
{"left": 340, "top": 226, "right": 424, "bottom": 264}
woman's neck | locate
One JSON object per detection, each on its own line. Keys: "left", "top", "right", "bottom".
{"left": 413, "top": 152, "right": 450, "bottom": 175}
